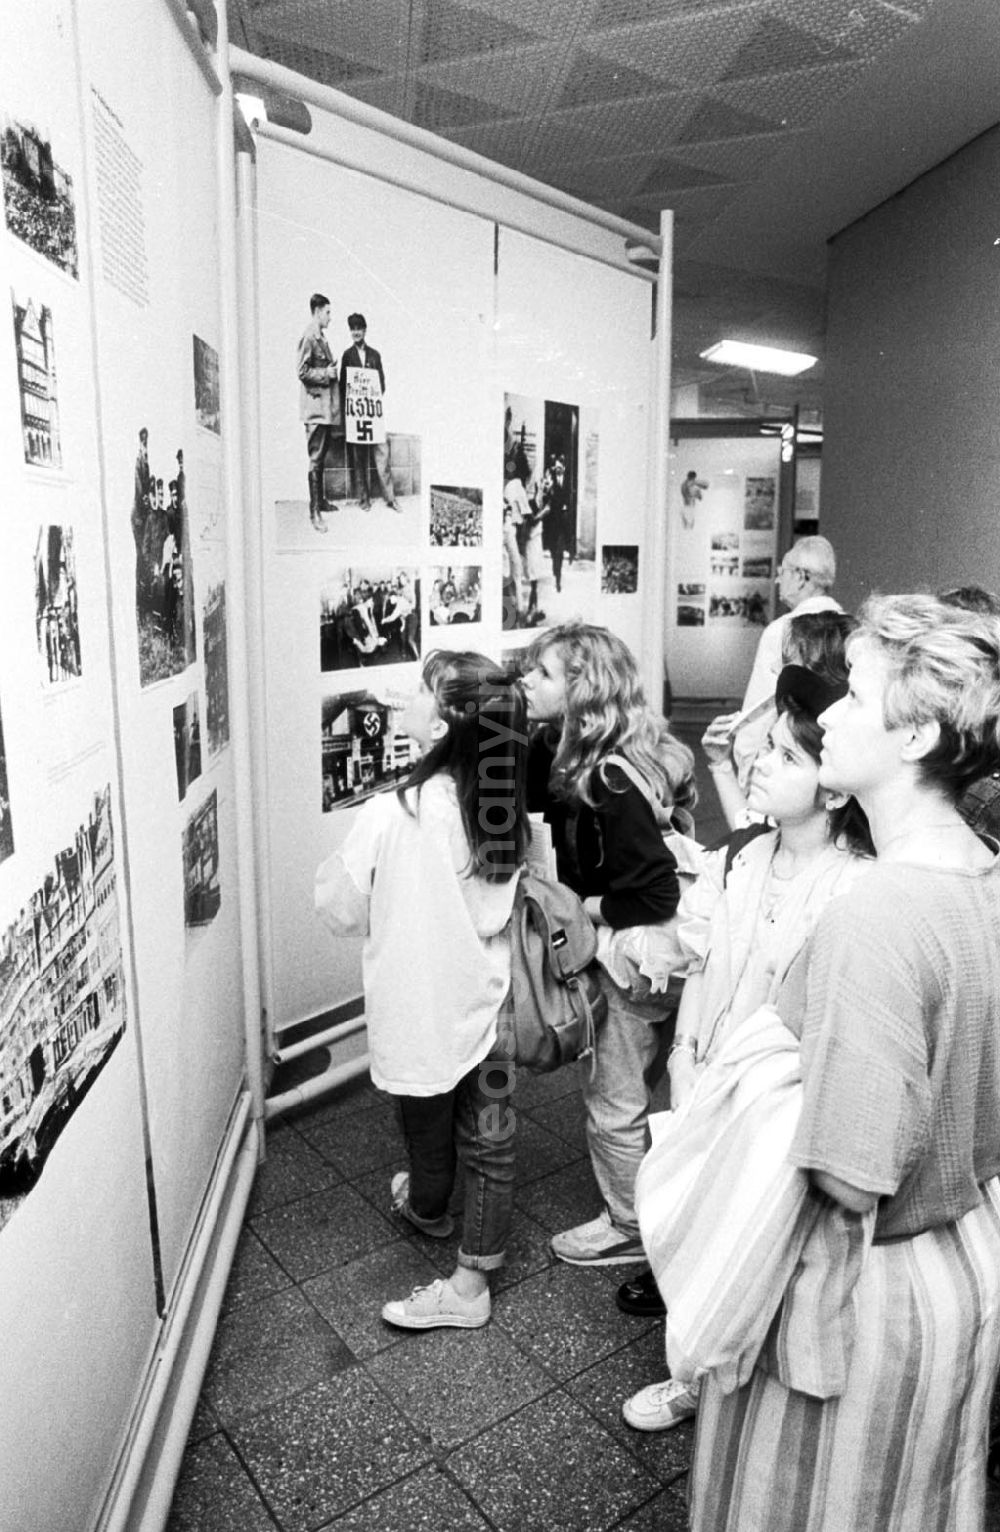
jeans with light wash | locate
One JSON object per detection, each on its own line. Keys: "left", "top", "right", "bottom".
{"left": 395, "top": 1049, "right": 516, "bottom": 1272}
{"left": 582, "top": 969, "right": 677, "bottom": 1237}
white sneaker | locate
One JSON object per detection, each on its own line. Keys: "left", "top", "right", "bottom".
{"left": 550, "top": 1210, "right": 646, "bottom": 1266}
{"left": 622, "top": 1377, "right": 700, "bottom": 1432}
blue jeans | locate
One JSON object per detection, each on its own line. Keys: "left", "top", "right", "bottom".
{"left": 395, "top": 1050, "right": 516, "bottom": 1272}
{"left": 582, "top": 969, "right": 676, "bottom": 1237}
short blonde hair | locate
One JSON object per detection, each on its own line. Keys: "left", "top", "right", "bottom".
{"left": 853, "top": 593, "right": 1000, "bottom": 799}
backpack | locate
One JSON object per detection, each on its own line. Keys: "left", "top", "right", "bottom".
{"left": 500, "top": 869, "right": 609, "bottom": 1073}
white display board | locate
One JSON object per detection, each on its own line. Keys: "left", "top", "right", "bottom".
{"left": 254, "top": 118, "right": 654, "bottom": 1029}
{"left": 0, "top": 3, "right": 250, "bottom": 1525}
{"left": 75, "top": 0, "right": 248, "bottom": 1301}
{"left": 664, "top": 434, "right": 781, "bottom": 699}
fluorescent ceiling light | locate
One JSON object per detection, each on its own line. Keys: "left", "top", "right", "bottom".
{"left": 700, "top": 340, "right": 817, "bottom": 376}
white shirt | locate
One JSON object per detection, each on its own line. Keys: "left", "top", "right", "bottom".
{"left": 315, "top": 775, "right": 516, "bottom": 1094}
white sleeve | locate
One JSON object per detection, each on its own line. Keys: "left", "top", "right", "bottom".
{"left": 314, "top": 798, "right": 387, "bottom": 938}
{"left": 673, "top": 845, "right": 727, "bottom": 973}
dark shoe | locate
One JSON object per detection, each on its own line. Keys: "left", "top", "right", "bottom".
{"left": 616, "top": 1266, "right": 665, "bottom": 1317}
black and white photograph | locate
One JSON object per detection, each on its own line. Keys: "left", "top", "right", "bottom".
{"left": 183, "top": 789, "right": 220, "bottom": 928}
{"left": 1, "top": 116, "right": 78, "bottom": 278}
{"left": 677, "top": 600, "right": 706, "bottom": 627}
{"left": 708, "top": 583, "right": 770, "bottom": 626}
{"left": 192, "top": 334, "right": 220, "bottom": 435}
{"left": 0, "top": 787, "right": 125, "bottom": 1229}
{"left": 428, "top": 565, "right": 482, "bottom": 626}
{"left": 11, "top": 289, "right": 61, "bottom": 468}
{"left": 281, "top": 298, "right": 421, "bottom": 549}
{"left": 744, "top": 474, "right": 776, "bottom": 530}
{"left": 322, "top": 689, "right": 416, "bottom": 811}
{"left": 35, "top": 524, "right": 81, "bottom": 686}
{"left": 502, "top": 391, "right": 595, "bottom": 631}
{"left": 601, "top": 544, "right": 638, "bottom": 595}
{"left": 320, "top": 566, "right": 420, "bottom": 672}
{"left": 173, "top": 692, "right": 202, "bottom": 802}
{"left": 0, "top": 698, "right": 13, "bottom": 865}
{"left": 429, "top": 484, "right": 482, "bottom": 547}
{"left": 203, "top": 581, "right": 230, "bottom": 756}
{"left": 130, "top": 428, "right": 196, "bottom": 687}
{"left": 709, "top": 531, "right": 740, "bottom": 578}
{"left": 742, "top": 554, "right": 773, "bottom": 579}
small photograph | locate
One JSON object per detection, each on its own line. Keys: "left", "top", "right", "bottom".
{"left": 203, "top": 582, "right": 230, "bottom": 756}
{"left": 0, "top": 698, "right": 13, "bottom": 865}
{"left": 710, "top": 531, "right": 739, "bottom": 551}
{"left": 502, "top": 391, "right": 595, "bottom": 631}
{"left": 679, "top": 469, "right": 708, "bottom": 529}
{"left": 11, "top": 289, "right": 61, "bottom": 468}
{"left": 429, "top": 565, "right": 482, "bottom": 626}
{"left": 131, "top": 429, "right": 196, "bottom": 687}
{"left": 0, "top": 787, "right": 125, "bottom": 1229}
{"left": 430, "top": 485, "right": 483, "bottom": 548}
{"left": 321, "top": 566, "right": 420, "bottom": 672}
{"left": 173, "top": 692, "right": 202, "bottom": 802}
{"left": 744, "top": 475, "right": 776, "bottom": 531}
{"left": 322, "top": 688, "right": 416, "bottom": 811}
{"left": 677, "top": 602, "right": 706, "bottom": 627}
{"left": 708, "top": 584, "right": 770, "bottom": 626}
{"left": 35, "top": 525, "right": 81, "bottom": 686}
{"left": 709, "top": 545, "right": 739, "bottom": 578}
{"left": 1, "top": 116, "right": 79, "bottom": 278}
{"left": 601, "top": 545, "right": 638, "bottom": 595}
{"left": 193, "top": 335, "right": 220, "bottom": 435}
{"left": 742, "top": 555, "right": 773, "bottom": 580}
{"left": 183, "top": 789, "right": 220, "bottom": 928}
{"left": 677, "top": 581, "right": 706, "bottom": 597}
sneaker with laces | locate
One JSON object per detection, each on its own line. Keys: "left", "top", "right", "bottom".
{"left": 550, "top": 1210, "right": 646, "bottom": 1266}
{"left": 390, "top": 1171, "right": 455, "bottom": 1239}
{"left": 381, "top": 1278, "right": 490, "bottom": 1330}
{"left": 622, "top": 1377, "right": 700, "bottom": 1432}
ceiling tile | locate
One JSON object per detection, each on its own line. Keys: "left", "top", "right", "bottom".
{"left": 712, "top": 60, "right": 868, "bottom": 128}
{"left": 558, "top": 47, "right": 669, "bottom": 109}
{"left": 676, "top": 96, "right": 786, "bottom": 144}
{"left": 584, "top": 6, "right": 768, "bottom": 88}
{"left": 416, "top": 0, "right": 545, "bottom": 62}
{"left": 720, "top": 13, "right": 860, "bottom": 81}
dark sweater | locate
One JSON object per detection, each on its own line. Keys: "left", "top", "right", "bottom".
{"left": 527, "top": 735, "right": 680, "bottom": 930}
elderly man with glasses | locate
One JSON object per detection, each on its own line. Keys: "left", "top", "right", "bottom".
{"left": 706, "top": 536, "right": 842, "bottom": 815}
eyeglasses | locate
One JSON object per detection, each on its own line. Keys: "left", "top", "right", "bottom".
{"left": 776, "top": 562, "right": 810, "bottom": 580}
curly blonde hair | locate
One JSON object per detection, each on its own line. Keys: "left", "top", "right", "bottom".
{"left": 524, "top": 622, "right": 696, "bottom": 817}
{"left": 854, "top": 593, "right": 1000, "bottom": 800}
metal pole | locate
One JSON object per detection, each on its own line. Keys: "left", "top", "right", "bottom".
{"left": 643, "top": 209, "right": 673, "bottom": 716}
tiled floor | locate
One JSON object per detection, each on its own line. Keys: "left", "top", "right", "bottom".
{"left": 166, "top": 714, "right": 1000, "bottom": 1532}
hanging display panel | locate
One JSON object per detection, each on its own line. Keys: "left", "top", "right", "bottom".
{"left": 665, "top": 434, "right": 782, "bottom": 698}
{"left": 254, "top": 121, "right": 654, "bottom": 1028}
{"left": 0, "top": 4, "right": 157, "bottom": 1525}
{"left": 73, "top": 0, "right": 248, "bottom": 1305}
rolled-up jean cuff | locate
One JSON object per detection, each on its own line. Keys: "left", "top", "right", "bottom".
{"left": 457, "top": 1247, "right": 506, "bottom": 1272}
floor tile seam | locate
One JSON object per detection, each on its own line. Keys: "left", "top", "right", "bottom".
{"left": 606, "top": 1473, "right": 690, "bottom": 1530}
{"left": 487, "top": 1305, "right": 624, "bottom": 1389}
{"left": 564, "top": 1365, "right": 692, "bottom": 1491}
{"left": 211, "top": 1422, "right": 288, "bottom": 1530}
{"left": 248, "top": 1199, "right": 404, "bottom": 1281}
{"left": 513, "top": 1099, "right": 588, "bottom": 1148}
{"left": 213, "top": 1350, "right": 420, "bottom": 1448}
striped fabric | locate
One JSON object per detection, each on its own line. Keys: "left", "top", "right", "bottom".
{"left": 689, "top": 1177, "right": 1000, "bottom": 1532}
{"left": 634, "top": 1007, "right": 873, "bottom": 1395}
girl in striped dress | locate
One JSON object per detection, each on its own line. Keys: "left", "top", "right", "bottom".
{"left": 689, "top": 594, "right": 1000, "bottom": 1531}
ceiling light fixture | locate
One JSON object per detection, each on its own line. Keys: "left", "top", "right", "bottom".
{"left": 700, "top": 340, "right": 817, "bottom": 376}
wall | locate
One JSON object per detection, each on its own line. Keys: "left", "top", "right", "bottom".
{"left": 821, "top": 125, "right": 1000, "bottom": 611}
{"left": 0, "top": 2, "right": 252, "bottom": 1526}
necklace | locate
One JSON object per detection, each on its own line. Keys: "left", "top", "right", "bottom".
{"left": 876, "top": 820, "right": 967, "bottom": 855}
